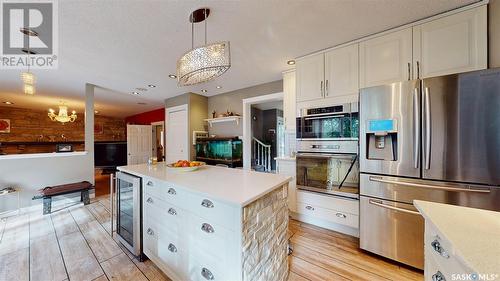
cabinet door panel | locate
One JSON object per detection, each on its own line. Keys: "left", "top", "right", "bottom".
{"left": 413, "top": 6, "right": 487, "bottom": 78}
{"left": 296, "top": 54, "right": 324, "bottom": 102}
{"left": 360, "top": 28, "right": 413, "bottom": 88}
{"left": 324, "top": 44, "right": 359, "bottom": 98}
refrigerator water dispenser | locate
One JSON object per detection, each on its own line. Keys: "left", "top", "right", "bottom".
{"left": 366, "top": 119, "right": 397, "bottom": 161}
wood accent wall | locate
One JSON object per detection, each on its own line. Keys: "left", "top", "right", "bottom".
{"left": 0, "top": 106, "right": 126, "bottom": 154}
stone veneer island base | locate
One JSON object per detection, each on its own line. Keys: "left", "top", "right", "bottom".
{"left": 242, "top": 185, "right": 289, "bottom": 281}
{"left": 118, "top": 164, "right": 291, "bottom": 281}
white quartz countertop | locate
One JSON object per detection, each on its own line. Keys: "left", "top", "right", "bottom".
{"left": 118, "top": 163, "right": 291, "bottom": 207}
{"left": 414, "top": 200, "right": 500, "bottom": 275}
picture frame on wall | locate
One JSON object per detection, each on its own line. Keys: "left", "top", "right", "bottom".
{"left": 94, "top": 123, "right": 104, "bottom": 135}
{"left": 0, "top": 119, "right": 11, "bottom": 133}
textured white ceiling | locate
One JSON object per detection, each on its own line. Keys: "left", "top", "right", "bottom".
{"left": 0, "top": 0, "right": 479, "bottom": 117}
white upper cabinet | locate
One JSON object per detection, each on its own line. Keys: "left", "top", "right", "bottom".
{"left": 413, "top": 6, "right": 487, "bottom": 79}
{"left": 296, "top": 53, "right": 324, "bottom": 102}
{"left": 296, "top": 44, "right": 359, "bottom": 103}
{"left": 324, "top": 44, "right": 359, "bottom": 99}
{"left": 359, "top": 28, "right": 413, "bottom": 88}
{"left": 282, "top": 70, "right": 296, "bottom": 132}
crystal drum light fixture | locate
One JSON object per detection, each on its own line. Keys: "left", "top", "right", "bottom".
{"left": 176, "top": 8, "right": 231, "bottom": 86}
{"left": 48, "top": 105, "right": 77, "bottom": 124}
{"left": 20, "top": 28, "right": 37, "bottom": 95}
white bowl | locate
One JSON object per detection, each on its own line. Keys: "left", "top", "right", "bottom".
{"left": 166, "top": 162, "right": 206, "bottom": 172}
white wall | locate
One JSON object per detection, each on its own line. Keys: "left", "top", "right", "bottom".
{"left": 0, "top": 84, "right": 95, "bottom": 210}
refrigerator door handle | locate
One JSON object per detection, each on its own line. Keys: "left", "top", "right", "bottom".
{"left": 368, "top": 199, "right": 420, "bottom": 216}
{"left": 369, "top": 176, "right": 491, "bottom": 193}
{"left": 424, "top": 87, "right": 431, "bottom": 170}
{"left": 413, "top": 88, "right": 420, "bottom": 169}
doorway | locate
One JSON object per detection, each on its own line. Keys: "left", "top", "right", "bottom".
{"left": 242, "top": 92, "right": 284, "bottom": 171}
{"left": 165, "top": 104, "right": 189, "bottom": 163}
{"left": 151, "top": 121, "right": 165, "bottom": 162}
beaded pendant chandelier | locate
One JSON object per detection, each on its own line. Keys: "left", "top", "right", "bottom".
{"left": 176, "top": 8, "right": 231, "bottom": 86}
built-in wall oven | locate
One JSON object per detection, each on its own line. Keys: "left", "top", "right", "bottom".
{"left": 296, "top": 145, "right": 359, "bottom": 199}
{"left": 115, "top": 171, "right": 142, "bottom": 257}
{"left": 296, "top": 102, "right": 359, "bottom": 140}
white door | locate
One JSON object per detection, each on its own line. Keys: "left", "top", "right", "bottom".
{"left": 127, "top": 125, "right": 152, "bottom": 165}
{"left": 165, "top": 105, "right": 189, "bottom": 164}
{"left": 413, "top": 6, "right": 487, "bottom": 79}
{"left": 282, "top": 70, "right": 296, "bottom": 133}
{"left": 359, "top": 28, "right": 413, "bottom": 88}
{"left": 324, "top": 43, "right": 359, "bottom": 99}
{"left": 296, "top": 53, "right": 325, "bottom": 102}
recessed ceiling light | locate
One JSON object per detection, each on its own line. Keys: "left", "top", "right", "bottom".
{"left": 132, "top": 91, "right": 140, "bottom": 95}
{"left": 287, "top": 60, "right": 296, "bottom": 65}
{"left": 3, "top": 101, "right": 14, "bottom": 105}
{"left": 148, "top": 84, "right": 156, "bottom": 88}
{"left": 216, "top": 86, "right": 222, "bottom": 89}
{"left": 94, "top": 110, "right": 99, "bottom": 114}
{"left": 168, "top": 74, "right": 177, "bottom": 79}
{"left": 201, "top": 89, "right": 208, "bottom": 93}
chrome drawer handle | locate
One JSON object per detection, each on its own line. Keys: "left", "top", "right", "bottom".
{"left": 201, "top": 267, "right": 214, "bottom": 280}
{"left": 146, "top": 181, "right": 154, "bottom": 186}
{"left": 167, "top": 188, "right": 176, "bottom": 195}
{"left": 432, "top": 271, "right": 446, "bottom": 281}
{"left": 146, "top": 197, "right": 153, "bottom": 204}
{"left": 201, "top": 223, "right": 215, "bottom": 233}
{"left": 335, "top": 212, "right": 347, "bottom": 219}
{"left": 168, "top": 243, "right": 177, "bottom": 253}
{"left": 201, "top": 199, "right": 214, "bottom": 208}
{"left": 305, "top": 205, "right": 315, "bottom": 211}
{"left": 147, "top": 228, "right": 154, "bottom": 236}
{"left": 168, "top": 208, "right": 177, "bottom": 216}
{"left": 431, "top": 239, "right": 450, "bottom": 259}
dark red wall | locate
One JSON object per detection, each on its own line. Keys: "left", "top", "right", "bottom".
{"left": 125, "top": 108, "right": 165, "bottom": 125}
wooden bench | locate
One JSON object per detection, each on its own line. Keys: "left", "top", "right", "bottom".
{"left": 32, "top": 181, "right": 94, "bottom": 214}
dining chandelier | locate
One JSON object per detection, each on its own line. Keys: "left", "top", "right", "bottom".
{"left": 176, "top": 8, "right": 231, "bottom": 86}
{"left": 48, "top": 105, "right": 77, "bottom": 124}
{"left": 20, "top": 28, "right": 37, "bottom": 95}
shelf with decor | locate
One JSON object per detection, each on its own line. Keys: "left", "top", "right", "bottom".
{"left": 204, "top": 116, "right": 242, "bottom": 127}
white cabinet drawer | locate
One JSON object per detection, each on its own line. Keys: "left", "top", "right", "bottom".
{"left": 143, "top": 177, "right": 188, "bottom": 206}
{"left": 297, "top": 202, "right": 359, "bottom": 229}
{"left": 187, "top": 250, "right": 229, "bottom": 281}
{"left": 143, "top": 219, "right": 159, "bottom": 256}
{"left": 158, "top": 232, "right": 184, "bottom": 279}
{"left": 186, "top": 192, "right": 238, "bottom": 231}
{"left": 425, "top": 221, "right": 471, "bottom": 275}
{"left": 187, "top": 214, "right": 234, "bottom": 261}
{"left": 143, "top": 193, "right": 183, "bottom": 233}
{"left": 296, "top": 190, "right": 359, "bottom": 215}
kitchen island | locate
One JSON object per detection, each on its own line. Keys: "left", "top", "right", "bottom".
{"left": 118, "top": 163, "right": 291, "bottom": 281}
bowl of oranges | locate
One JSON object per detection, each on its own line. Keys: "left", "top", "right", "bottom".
{"left": 166, "top": 160, "right": 206, "bottom": 172}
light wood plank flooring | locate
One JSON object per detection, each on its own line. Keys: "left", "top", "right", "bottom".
{"left": 0, "top": 195, "right": 423, "bottom": 281}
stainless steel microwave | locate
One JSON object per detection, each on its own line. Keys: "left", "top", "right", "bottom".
{"left": 296, "top": 102, "right": 359, "bottom": 140}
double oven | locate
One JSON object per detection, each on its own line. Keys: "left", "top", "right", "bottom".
{"left": 295, "top": 103, "right": 360, "bottom": 199}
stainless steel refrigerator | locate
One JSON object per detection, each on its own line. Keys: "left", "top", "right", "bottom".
{"left": 359, "top": 68, "right": 500, "bottom": 270}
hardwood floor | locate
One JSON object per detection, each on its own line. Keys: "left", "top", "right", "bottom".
{"left": 0, "top": 195, "right": 423, "bottom": 281}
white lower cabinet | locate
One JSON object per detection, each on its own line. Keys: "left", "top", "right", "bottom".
{"left": 143, "top": 182, "right": 239, "bottom": 281}
{"left": 424, "top": 221, "right": 472, "bottom": 281}
{"left": 295, "top": 190, "right": 359, "bottom": 236}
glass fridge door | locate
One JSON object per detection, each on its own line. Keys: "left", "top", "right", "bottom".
{"left": 116, "top": 172, "right": 141, "bottom": 256}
